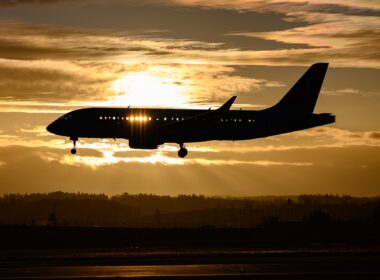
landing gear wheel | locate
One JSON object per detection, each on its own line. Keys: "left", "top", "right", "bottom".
{"left": 70, "top": 136, "right": 78, "bottom": 155}
{"left": 178, "top": 147, "right": 188, "bottom": 158}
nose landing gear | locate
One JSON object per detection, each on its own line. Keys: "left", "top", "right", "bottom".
{"left": 178, "top": 143, "right": 188, "bottom": 158}
{"left": 70, "top": 136, "right": 78, "bottom": 155}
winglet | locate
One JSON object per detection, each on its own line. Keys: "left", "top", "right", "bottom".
{"left": 164, "top": 96, "right": 237, "bottom": 128}
{"left": 217, "top": 96, "right": 236, "bottom": 111}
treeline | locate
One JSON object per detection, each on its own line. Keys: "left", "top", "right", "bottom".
{"left": 0, "top": 192, "right": 379, "bottom": 227}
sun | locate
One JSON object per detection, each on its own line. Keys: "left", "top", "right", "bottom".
{"left": 109, "top": 68, "right": 191, "bottom": 107}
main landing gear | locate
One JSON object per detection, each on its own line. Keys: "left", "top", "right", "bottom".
{"left": 178, "top": 143, "right": 188, "bottom": 158}
{"left": 70, "top": 136, "right": 78, "bottom": 155}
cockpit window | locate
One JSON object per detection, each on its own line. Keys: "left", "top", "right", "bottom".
{"left": 61, "top": 114, "right": 73, "bottom": 120}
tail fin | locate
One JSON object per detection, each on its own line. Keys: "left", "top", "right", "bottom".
{"left": 272, "top": 63, "right": 328, "bottom": 114}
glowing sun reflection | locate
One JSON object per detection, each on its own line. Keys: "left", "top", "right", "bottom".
{"left": 110, "top": 68, "right": 191, "bottom": 107}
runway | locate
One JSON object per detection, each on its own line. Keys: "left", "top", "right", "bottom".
{"left": 2, "top": 254, "right": 380, "bottom": 279}
{"left": 2, "top": 225, "right": 380, "bottom": 279}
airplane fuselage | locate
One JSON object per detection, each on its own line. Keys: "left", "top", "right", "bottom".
{"left": 47, "top": 63, "right": 335, "bottom": 157}
{"left": 48, "top": 107, "right": 335, "bottom": 148}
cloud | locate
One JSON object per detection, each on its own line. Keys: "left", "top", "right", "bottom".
{"left": 321, "top": 88, "right": 380, "bottom": 98}
{"left": 0, "top": 59, "right": 282, "bottom": 110}
{"left": 0, "top": 17, "right": 285, "bottom": 109}
{"left": 0, "top": 0, "right": 64, "bottom": 6}
{"left": 124, "top": 1, "right": 380, "bottom": 68}
{"left": 0, "top": 1, "right": 378, "bottom": 113}
{"left": 47, "top": 150, "right": 313, "bottom": 169}
{"left": 0, "top": 58, "right": 117, "bottom": 105}
{"left": 2, "top": 0, "right": 380, "bottom": 13}
{"left": 291, "top": 127, "right": 380, "bottom": 148}
{"left": 0, "top": 143, "right": 379, "bottom": 196}
{"left": 1, "top": 116, "right": 380, "bottom": 169}
{"left": 322, "top": 88, "right": 360, "bottom": 96}
{"left": 227, "top": 13, "right": 380, "bottom": 68}
{"left": 18, "top": 125, "right": 50, "bottom": 136}
{"left": 0, "top": 110, "right": 379, "bottom": 196}
{"left": 2, "top": 111, "right": 380, "bottom": 152}
{"left": 368, "top": 132, "right": 380, "bottom": 140}
{"left": 1, "top": 2, "right": 379, "bottom": 73}
{"left": 161, "top": 0, "right": 380, "bottom": 14}
{"left": 0, "top": 1, "right": 378, "bottom": 197}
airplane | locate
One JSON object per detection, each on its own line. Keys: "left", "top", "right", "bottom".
{"left": 47, "top": 63, "right": 335, "bottom": 158}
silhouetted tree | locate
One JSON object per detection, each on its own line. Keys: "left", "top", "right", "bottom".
{"left": 154, "top": 209, "right": 161, "bottom": 228}
{"left": 0, "top": 192, "right": 379, "bottom": 227}
{"left": 373, "top": 205, "right": 380, "bottom": 223}
{"left": 305, "top": 209, "right": 331, "bottom": 224}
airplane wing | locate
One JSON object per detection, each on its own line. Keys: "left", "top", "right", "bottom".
{"left": 164, "top": 96, "right": 236, "bottom": 127}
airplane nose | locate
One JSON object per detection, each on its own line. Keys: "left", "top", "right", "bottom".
{"left": 47, "top": 121, "right": 57, "bottom": 134}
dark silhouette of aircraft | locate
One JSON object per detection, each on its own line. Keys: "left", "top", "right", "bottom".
{"left": 47, "top": 63, "right": 335, "bottom": 158}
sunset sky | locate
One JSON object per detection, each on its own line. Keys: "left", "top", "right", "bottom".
{"left": 0, "top": 0, "right": 379, "bottom": 196}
